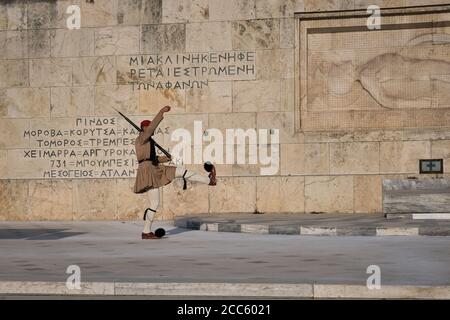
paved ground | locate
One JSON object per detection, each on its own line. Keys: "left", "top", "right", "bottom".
{"left": 175, "top": 213, "right": 450, "bottom": 236}
{"left": 0, "top": 220, "right": 449, "bottom": 289}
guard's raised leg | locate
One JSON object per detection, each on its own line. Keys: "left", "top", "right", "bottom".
{"left": 174, "top": 162, "right": 217, "bottom": 187}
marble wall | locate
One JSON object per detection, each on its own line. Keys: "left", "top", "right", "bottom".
{"left": 1, "top": 0, "right": 450, "bottom": 220}
{"left": 299, "top": 11, "right": 450, "bottom": 132}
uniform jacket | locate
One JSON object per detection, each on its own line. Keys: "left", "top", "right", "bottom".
{"left": 133, "top": 111, "right": 176, "bottom": 193}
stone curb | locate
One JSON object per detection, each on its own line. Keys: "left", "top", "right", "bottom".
{"left": 313, "top": 285, "right": 450, "bottom": 299}
{"left": 115, "top": 283, "right": 312, "bottom": 297}
{"left": 0, "top": 281, "right": 449, "bottom": 299}
{"left": 0, "top": 281, "right": 115, "bottom": 296}
{"left": 176, "top": 220, "right": 450, "bottom": 237}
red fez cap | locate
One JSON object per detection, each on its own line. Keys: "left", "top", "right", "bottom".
{"left": 140, "top": 120, "right": 151, "bottom": 128}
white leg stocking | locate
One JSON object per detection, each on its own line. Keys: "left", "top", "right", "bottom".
{"left": 143, "top": 188, "right": 160, "bottom": 234}
{"left": 175, "top": 166, "right": 210, "bottom": 185}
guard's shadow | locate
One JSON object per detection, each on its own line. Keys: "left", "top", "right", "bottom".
{"left": 165, "top": 227, "right": 194, "bottom": 236}
{"left": 0, "top": 229, "right": 86, "bottom": 240}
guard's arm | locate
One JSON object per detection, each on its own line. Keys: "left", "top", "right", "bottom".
{"left": 140, "top": 106, "right": 171, "bottom": 143}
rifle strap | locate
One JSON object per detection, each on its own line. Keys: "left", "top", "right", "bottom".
{"left": 149, "top": 139, "right": 157, "bottom": 161}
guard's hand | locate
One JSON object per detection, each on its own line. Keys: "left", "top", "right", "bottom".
{"left": 161, "top": 105, "right": 171, "bottom": 113}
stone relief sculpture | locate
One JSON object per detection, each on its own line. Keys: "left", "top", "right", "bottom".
{"left": 322, "top": 52, "right": 450, "bottom": 110}
{"left": 357, "top": 52, "right": 450, "bottom": 109}
{"left": 311, "top": 33, "right": 450, "bottom": 111}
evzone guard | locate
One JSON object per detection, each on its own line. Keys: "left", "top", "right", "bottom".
{"left": 133, "top": 105, "right": 216, "bottom": 239}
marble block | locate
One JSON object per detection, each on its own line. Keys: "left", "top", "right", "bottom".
{"left": 0, "top": 180, "right": 29, "bottom": 220}
{"left": 72, "top": 57, "right": 116, "bottom": 86}
{"left": 73, "top": 180, "right": 117, "bottom": 220}
{"left": 116, "top": 179, "right": 149, "bottom": 220}
{"left": 140, "top": 89, "right": 186, "bottom": 114}
{"left": 186, "top": 21, "right": 231, "bottom": 52}
{"left": 255, "top": 0, "right": 296, "bottom": 18}
{"left": 163, "top": 0, "right": 209, "bottom": 23}
{"left": 0, "top": 59, "right": 28, "bottom": 88}
{"left": 30, "top": 58, "right": 73, "bottom": 87}
{"left": 94, "top": 85, "right": 138, "bottom": 116}
{"left": 210, "top": 177, "right": 256, "bottom": 213}
{"left": 3, "top": 1, "right": 27, "bottom": 31}
{"left": 50, "top": 87, "right": 94, "bottom": 117}
{"left": 80, "top": 0, "right": 118, "bottom": 27}
{"left": 0, "top": 30, "right": 27, "bottom": 58}
{"left": 0, "top": 150, "right": 6, "bottom": 177}
{"left": 94, "top": 26, "right": 139, "bottom": 56}
{"left": 118, "top": 0, "right": 162, "bottom": 25}
{"left": 354, "top": 175, "right": 382, "bottom": 213}
{"left": 186, "top": 82, "right": 232, "bottom": 113}
{"left": 0, "top": 118, "right": 29, "bottom": 149}
{"left": 305, "top": 176, "right": 354, "bottom": 213}
{"left": 162, "top": 178, "right": 209, "bottom": 216}
{"left": 28, "top": 180, "right": 73, "bottom": 220}
{"left": 209, "top": 0, "right": 255, "bottom": 21}
{"left": 232, "top": 19, "right": 279, "bottom": 50}
{"left": 51, "top": 29, "right": 94, "bottom": 57}
{"left": 2, "top": 87, "right": 50, "bottom": 118}
{"left": 141, "top": 23, "right": 186, "bottom": 54}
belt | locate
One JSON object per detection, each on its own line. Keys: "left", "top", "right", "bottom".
{"left": 138, "top": 158, "right": 152, "bottom": 164}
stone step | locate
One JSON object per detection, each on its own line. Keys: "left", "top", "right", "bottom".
{"left": 383, "top": 179, "right": 450, "bottom": 214}
{"left": 386, "top": 213, "right": 450, "bottom": 220}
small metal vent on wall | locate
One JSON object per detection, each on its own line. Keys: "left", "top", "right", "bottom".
{"left": 419, "top": 159, "right": 443, "bottom": 174}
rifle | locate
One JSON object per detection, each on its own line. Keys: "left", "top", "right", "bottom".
{"left": 112, "top": 107, "right": 172, "bottom": 159}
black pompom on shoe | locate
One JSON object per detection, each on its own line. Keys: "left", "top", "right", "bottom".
{"left": 155, "top": 228, "right": 166, "bottom": 238}
{"left": 204, "top": 161, "right": 216, "bottom": 186}
{"left": 204, "top": 161, "right": 214, "bottom": 172}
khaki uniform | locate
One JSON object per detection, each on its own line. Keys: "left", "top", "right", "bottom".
{"left": 133, "top": 112, "right": 176, "bottom": 194}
